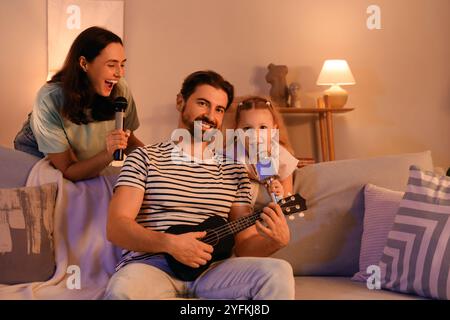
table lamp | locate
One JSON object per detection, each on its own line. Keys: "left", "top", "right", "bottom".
{"left": 316, "top": 59, "right": 355, "bottom": 108}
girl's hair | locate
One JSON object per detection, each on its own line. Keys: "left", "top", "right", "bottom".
{"left": 49, "top": 26, "right": 123, "bottom": 124}
{"left": 235, "top": 96, "right": 294, "bottom": 154}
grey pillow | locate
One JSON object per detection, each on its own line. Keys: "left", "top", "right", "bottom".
{"left": 0, "top": 183, "right": 57, "bottom": 284}
{"left": 0, "top": 147, "right": 40, "bottom": 188}
{"left": 271, "top": 151, "right": 434, "bottom": 276}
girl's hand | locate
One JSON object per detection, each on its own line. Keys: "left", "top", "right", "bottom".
{"left": 255, "top": 202, "right": 290, "bottom": 249}
{"left": 265, "top": 178, "right": 284, "bottom": 197}
{"left": 106, "top": 129, "right": 131, "bottom": 158}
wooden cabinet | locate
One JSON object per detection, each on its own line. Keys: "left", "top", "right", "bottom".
{"left": 278, "top": 107, "right": 354, "bottom": 162}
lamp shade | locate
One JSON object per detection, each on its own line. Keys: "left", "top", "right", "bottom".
{"left": 316, "top": 60, "right": 356, "bottom": 85}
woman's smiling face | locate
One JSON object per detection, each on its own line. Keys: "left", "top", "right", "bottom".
{"left": 82, "top": 42, "right": 126, "bottom": 96}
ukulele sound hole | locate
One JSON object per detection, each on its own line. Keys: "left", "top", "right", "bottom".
{"left": 205, "top": 230, "right": 219, "bottom": 246}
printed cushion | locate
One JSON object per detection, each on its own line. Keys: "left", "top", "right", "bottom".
{"left": 380, "top": 166, "right": 450, "bottom": 299}
{"left": 0, "top": 183, "right": 57, "bottom": 284}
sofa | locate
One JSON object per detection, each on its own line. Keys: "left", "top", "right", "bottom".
{"left": 0, "top": 146, "right": 442, "bottom": 299}
{"left": 275, "top": 150, "right": 436, "bottom": 300}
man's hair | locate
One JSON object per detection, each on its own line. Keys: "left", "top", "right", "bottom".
{"left": 180, "top": 70, "right": 234, "bottom": 109}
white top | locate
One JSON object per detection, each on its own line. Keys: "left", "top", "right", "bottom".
{"left": 222, "top": 141, "right": 298, "bottom": 210}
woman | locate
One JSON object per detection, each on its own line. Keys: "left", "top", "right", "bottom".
{"left": 14, "top": 26, "right": 144, "bottom": 182}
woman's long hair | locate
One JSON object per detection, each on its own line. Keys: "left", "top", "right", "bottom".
{"left": 49, "top": 26, "right": 123, "bottom": 124}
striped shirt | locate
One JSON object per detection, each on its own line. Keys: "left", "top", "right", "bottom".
{"left": 114, "top": 140, "right": 252, "bottom": 270}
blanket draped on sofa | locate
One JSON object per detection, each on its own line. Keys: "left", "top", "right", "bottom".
{"left": 0, "top": 159, "right": 121, "bottom": 299}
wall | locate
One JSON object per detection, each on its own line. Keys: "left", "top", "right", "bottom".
{"left": 1, "top": 0, "right": 449, "bottom": 167}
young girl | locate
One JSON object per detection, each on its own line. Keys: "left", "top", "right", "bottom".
{"left": 14, "top": 26, "right": 144, "bottom": 182}
{"left": 233, "top": 96, "right": 299, "bottom": 209}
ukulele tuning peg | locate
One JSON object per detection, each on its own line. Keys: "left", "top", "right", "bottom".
{"left": 281, "top": 199, "right": 286, "bottom": 205}
{"left": 286, "top": 208, "right": 291, "bottom": 213}
{"left": 295, "top": 205, "right": 300, "bottom": 210}
{"left": 290, "top": 196, "right": 295, "bottom": 201}
{"left": 288, "top": 215, "right": 295, "bottom": 221}
{"left": 298, "top": 212, "right": 305, "bottom": 218}
{"left": 287, "top": 192, "right": 292, "bottom": 196}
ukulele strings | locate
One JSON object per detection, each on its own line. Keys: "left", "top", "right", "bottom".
{"left": 201, "top": 203, "right": 295, "bottom": 245}
{"left": 201, "top": 210, "right": 262, "bottom": 245}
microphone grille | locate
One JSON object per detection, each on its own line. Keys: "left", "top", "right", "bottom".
{"left": 113, "top": 96, "right": 128, "bottom": 111}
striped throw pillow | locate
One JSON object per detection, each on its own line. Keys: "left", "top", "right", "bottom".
{"left": 379, "top": 165, "right": 450, "bottom": 299}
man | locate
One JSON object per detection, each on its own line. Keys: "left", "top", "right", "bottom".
{"left": 104, "top": 70, "right": 294, "bottom": 299}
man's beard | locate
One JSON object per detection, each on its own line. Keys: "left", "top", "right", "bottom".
{"left": 181, "top": 113, "right": 218, "bottom": 141}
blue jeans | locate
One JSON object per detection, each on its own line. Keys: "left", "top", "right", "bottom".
{"left": 13, "top": 113, "right": 45, "bottom": 158}
{"left": 104, "top": 256, "right": 295, "bottom": 300}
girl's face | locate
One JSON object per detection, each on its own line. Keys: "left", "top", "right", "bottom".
{"left": 83, "top": 42, "right": 126, "bottom": 96}
{"left": 236, "top": 108, "right": 278, "bottom": 156}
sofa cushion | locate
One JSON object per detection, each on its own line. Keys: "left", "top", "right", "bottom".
{"left": 0, "top": 183, "right": 57, "bottom": 284}
{"left": 352, "top": 184, "right": 404, "bottom": 282}
{"left": 0, "top": 146, "right": 40, "bottom": 188}
{"left": 380, "top": 165, "right": 450, "bottom": 300}
{"left": 271, "top": 151, "right": 434, "bottom": 276}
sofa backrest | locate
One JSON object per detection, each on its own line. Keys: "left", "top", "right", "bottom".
{"left": 271, "top": 150, "right": 434, "bottom": 276}
{"left": 0, "top": 146, "right": 40, "bottom": 188}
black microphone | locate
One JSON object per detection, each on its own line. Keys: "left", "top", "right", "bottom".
{"left": 113, "top": 96, "right": 128, "bottom": 161}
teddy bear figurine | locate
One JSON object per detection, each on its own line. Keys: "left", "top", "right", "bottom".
{"left": 265, "top": 63, "right": 289, "bottom": 108}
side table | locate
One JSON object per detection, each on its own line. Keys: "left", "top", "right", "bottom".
{"left": 278, "top": 107, "right": 355, "bottom": 161}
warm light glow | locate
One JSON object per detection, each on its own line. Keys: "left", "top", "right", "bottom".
{"left": 47, "top": 70, "right": 57, "bottom": 81}
{"left": 317, "top": 60, "right": 356, "bottom": 85}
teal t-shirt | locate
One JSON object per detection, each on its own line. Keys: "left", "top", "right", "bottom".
{"left": 30, "top": 78, "right": 140, "bottom": 161}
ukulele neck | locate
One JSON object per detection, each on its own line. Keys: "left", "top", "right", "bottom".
{"left": 226, "top": 209, "right": 263, "bottom": 236}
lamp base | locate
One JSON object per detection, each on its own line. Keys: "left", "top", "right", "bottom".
{"left": 323, "top": 85, "right": 348, "bottom": 108}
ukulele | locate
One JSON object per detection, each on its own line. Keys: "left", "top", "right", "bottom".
{"left": 164, "top": 193, "right": 307, "bottom": 281}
